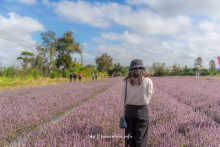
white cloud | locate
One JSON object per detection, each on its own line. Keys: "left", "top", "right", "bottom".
{"left": 53, "top": 0, "right": 220, "bottom": 67}
{"left": 93, "top": 22, "right": 220, "bottom": 67}
{"left": 92, "top": 31, "right": 196, "bottom": 67}
{"left": 0, "top": 12, "right": 44, "bottom": 66}
{"left": 17, "top": 0, "right": 37, "bottom": 5}
{"left": 54, "top": 1, "right": 191, "bottom": 35}
{"left": 99, "top": 31, "right": 146, "bottom": 45}
{"left": 54, "top": 1, "right": 114, "bottom": 28}
{"left": 42, "top": 0, "right": 51, "bottom": 6}
{"left": 127, "top": 0, "right": 220, "bottom": 19}
{"left": 115, "top": 12, "right": 191, "bottom": 35}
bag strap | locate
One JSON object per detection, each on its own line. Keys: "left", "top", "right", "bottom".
{"left": 124, "top": 81, "right": 128, "bottom": 114}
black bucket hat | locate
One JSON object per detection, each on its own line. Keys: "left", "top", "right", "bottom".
{"left": 129, "top": 59, "right": 145, "bottom": 70}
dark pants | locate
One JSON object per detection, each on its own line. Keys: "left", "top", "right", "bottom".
{"left": 125, "top": 105, "right": 149, "bottom": 147}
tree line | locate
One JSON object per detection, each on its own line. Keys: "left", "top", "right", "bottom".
{"left": 15, "top": 31, "right": 82, "bottom": 78}
{"left": 93, "top": 55, "right": 220, "bottom": 77}
{"left": 0, "top": 30, "right": 219, "bottom": 78}
{"left": 0, "top": 31, "right": 128, "bottom": 79}
{"left": 151, "top": 57, "right": 219, "bottom": 76}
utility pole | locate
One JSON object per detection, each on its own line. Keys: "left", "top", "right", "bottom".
{"left": 80, "top": 45, "right": 83, "bottom": 67}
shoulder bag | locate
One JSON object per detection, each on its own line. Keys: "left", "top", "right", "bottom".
{"left": 119, "top": 81, "right": 128, "bottom": 129}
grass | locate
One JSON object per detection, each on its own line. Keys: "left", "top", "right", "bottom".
{"left": 0, "top": 76, "right": 106, "bottom": 90}
{"left": 0, "top": 76, "right": 67, "bottom": 90}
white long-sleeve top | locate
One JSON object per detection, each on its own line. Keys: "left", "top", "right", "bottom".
{"left": 121, "top": 77, "right": 154, "bottom": 105}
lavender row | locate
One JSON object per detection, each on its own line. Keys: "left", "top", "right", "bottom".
{"left": 18, "top": 79, "right": 125, "bottom": 146}
{"left": 148, "top": 88, "right": 219, "bottom": 146}
{"left": 0, "top": 79, "right": 115, "bottom": 146}
{"left": 17, "top": 77, "right": 220, "bottom": 146}
{"left": 153, "top": 77, "right": 220, "bottom": 124}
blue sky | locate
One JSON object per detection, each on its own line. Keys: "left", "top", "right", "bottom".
{"left": 1, "top": 0, "right": 220, "bottom": 68}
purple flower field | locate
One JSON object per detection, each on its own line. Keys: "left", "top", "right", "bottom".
{"left": 0, "top": 79, "right": 115, "bottom": 146}
{"left": 0, "top": 77, "right": 220, "bottom": 147}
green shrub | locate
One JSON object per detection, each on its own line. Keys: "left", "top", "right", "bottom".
{"left": 152, "top": 62, "right": 166, "bottom": 76}
{"left": 209, "top": 70, "right": 217, "bottom": 75}
{"left": 49, "top": 71, "right": 61, "bottom": 79}
{"left": 200, "top": 69, "right": 210, "bottom": 76}
{"left": 62, "top": 70, "right": 70, "bottom": 78}
{"left": 108, "top": 63, "right": 128, "bottom": 77}
{"left": 27, "top": 69, "right": 42, "bottom": 79}
{"left": 3, "top": 67, "right": 18, "bottom": 78}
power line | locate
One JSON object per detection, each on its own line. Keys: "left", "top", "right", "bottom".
{"left": 0, "top": 32, "right": 32, "bottom": 46}
{"left": 0, "top": 29, "right": 36, "bottom": 45}
{"left": 0, "top": 1, "right": 37, "bottom": 48}
{"left": 0, "top": 29, "right": 36, "bottom": 47}
{"left": 0, "top": 1, "right": 14, "bottom": 12}
{"left": 0, "top": 35, "right": 34, "bottom": 48}
{"left": 80, "top": 46, "right": 83, "bottom": 67}
{"left": 0, "top": 32, "right": 36, "bottom": 48}
{"left": 0, "top": 1, "right": 97, "bottom": 66}
{"left": 74, "top": 57, "right": 95, "bottom": 65}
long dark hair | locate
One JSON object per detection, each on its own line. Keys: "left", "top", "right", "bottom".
{"left": 124, "top": 68, "right": 149, "bottom": 86}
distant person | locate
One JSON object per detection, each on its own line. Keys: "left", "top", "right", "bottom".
{"left": 122, "top": 59, "right": 154, "bottom": 147}
{"left": 101, "top": 73, "right": 104, "bottom": 79}
{"left": 69, "top": 73, "right": 73, "bottom": 82}
{"left": 78, "top": 73, "right": 82, "bottom": 81}
{"left": 95, "top": 73, "right": 98, "bottom": 80}
{"left": 92, "top": 73, "right": 95, "bottom": 80}
{"left": 73, "top": 72, "right": 77, "bottom": 82}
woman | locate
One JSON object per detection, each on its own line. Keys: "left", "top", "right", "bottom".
{"left": 78, "top": 73, "right": 82, "bottom": 81}
{"left": 122, "top": 59, "right": 154, "bottom": 147}
{"left": 73, "top": 72, "right": 77, "bottom": 82}
{"left": 69, "top": 73, "right": 73, "bottom": 82}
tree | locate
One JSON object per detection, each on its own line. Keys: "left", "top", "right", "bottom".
{"left": 33, "top": 54, "right": 44, "bottom": 72}
{"left": 108, "top": 63, "right": 128, "bottom": 76}
{"left": 56, "top": 31, "right": 81, "bottom": 72}
{"left": 17, "top": 51, "right": 35, "bottom": 72}
{"left": 209, "top": 60, "right": 216, "bottom": 75}
{"left": 209, "top": 60, "right": 216, "bottom": 70}
{"left": 37, "top": 31, "right": 57, "bottom": 75}
{"left": 41, "top": 31, "right": 57, "bottom": 72}
{"left": 171, "top": 63, "right": 182, "bottom": 75}
{"left": 96, "top": 53, "right": 113, "bottom": 73}
{"left": 194, "top": 57, "right": 203, "bottom": 76}
{"left": 152, "top": 62, "right": 166, "bottom": 76}
{"left": 183, "top": 65, "right": 193, "bottom": 76}
{"left": 194, "top": 57, "right": 203, "bottom": 69}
